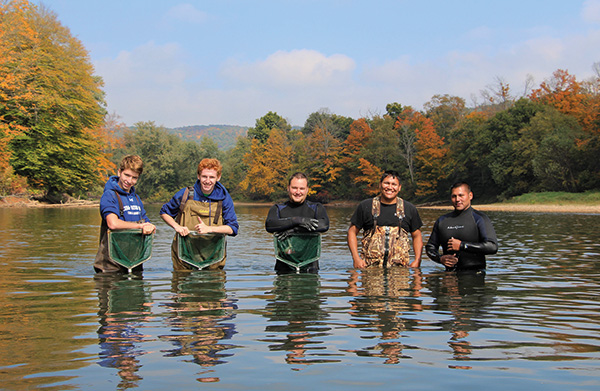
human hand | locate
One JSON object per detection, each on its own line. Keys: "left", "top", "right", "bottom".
{"left": 141, "top": 222, "right": 156, "bottom": 235}
{"left": 447, "top": 237, "right": 461, "bottom": 252}
{"left": 440, "top": 254, "right": 458, "bottom": 268}
{"left": 194, "top": 216, "right": 211, "bottom": 234}
{"left": 299, "top": 218, "right": 319, "bottom": 231}
{"left": 274, "top": 229, "right": 293, "bottom": 241}
{"left": 353, "top": 255, "right": 367, "bottom": 269}
{"left": 175, "top": 224, "right": 190, "bottom": 237}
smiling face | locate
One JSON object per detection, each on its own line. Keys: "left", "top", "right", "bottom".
{"left": 198, "top": 168, "right": 221, "bottom": 195}
{"left": 379, "top": 175, "right": 401, "bottom": 204}
{"left": 288, "top": 177, "right": 309, "bottom": 204}
{"left": 451, "top": 184, "right": 473, "bottom": 211}
{"left": 117, "top": 169, "right": 139, "bottom": 193}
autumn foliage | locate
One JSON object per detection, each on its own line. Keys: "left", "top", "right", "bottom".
{"left": 2, "top": 1, "right": 599, "bottom": 202}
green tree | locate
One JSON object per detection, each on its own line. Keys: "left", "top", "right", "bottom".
{"left": 222, "top": 135, "right": 250, "bottom": 195}
{"left": 480, "top": 98, "right": 544, "bottom": 198}
{"left": 247, "top": 111, "right": 291, "bottom": 143}
{"left": 424, "top": 94, "right": 467, "bottom": 139}
{"left": 120, "top": 121, "right": 207, "bottom": 201}
{"left": 302, "top": 108, "right": 353, "bottom": 140}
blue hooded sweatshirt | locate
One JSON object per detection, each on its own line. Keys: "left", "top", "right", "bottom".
{"left": 159, "top": 180, "right": 239, "bottom": 236}
{"left": 99, "top": 176, "right": 151, "bottom": 223}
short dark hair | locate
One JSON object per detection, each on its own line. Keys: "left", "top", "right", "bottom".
{"left": 380, "top": 170, "right": 401, "bottom": 184}
{"left": 451, "top": 181, "right": 472, "bottom": 193}
{"left": 288, "top": 172, "right": 308, "bottom": 186}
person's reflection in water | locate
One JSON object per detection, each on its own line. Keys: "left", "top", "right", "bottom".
{"left": 160, "top": 270, "right": 238, "bottom": 382}
{"left": 425, "top": 270, "right": 495, "bottom": 370}
{"left": 344, "top": 267, "right": 423, "bottom": 364}
{"left": 262, "top": 273, "right": 336, "bottom": 368}
{"left": 95, "top": 273, "right": 152, "bottom": 388}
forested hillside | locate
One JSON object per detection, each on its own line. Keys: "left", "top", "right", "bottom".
{"left": 170, "top": 125, "right": 248, "bottom": 151}
{"left": 1, "top": 0, "right": 599, "bottom": 204}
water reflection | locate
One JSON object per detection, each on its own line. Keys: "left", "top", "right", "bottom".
{"left": 1, "top": 206, "right": 600, "bottom": 390}
{"left": 159, "top": 271, "right": 238, "bottom": 382}
{"left": 261, "top": 273, "right": 338, "bottom": 366}
{"left": 425, "top": 270, "right": 495, "bottom": 369}
{"left": 95, "top": 273, "right": 153, "bottom": 388}
{"left": 344, "top": 268, "right": 424, "bottom": 363}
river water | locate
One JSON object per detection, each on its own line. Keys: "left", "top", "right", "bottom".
{"left": 0, "top": 204, "right": 599, "bottom": 390}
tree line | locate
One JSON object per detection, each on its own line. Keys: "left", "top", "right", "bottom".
{"left": 1, "top": 0, "right": 599, "bottom": 203}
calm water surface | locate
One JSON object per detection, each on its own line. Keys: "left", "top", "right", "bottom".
{"left": 0, "top": 204, "right": 599, "bottom": 390}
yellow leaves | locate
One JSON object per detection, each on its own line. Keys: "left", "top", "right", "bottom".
{"left": 240, "top": 129, "right": 292, "bottom": 197}
{"left": 356, "top": 158, "right": 382, "bottom": 196}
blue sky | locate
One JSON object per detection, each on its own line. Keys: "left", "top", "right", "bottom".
{"left": 35, "top": 0, "right": 600, "bottom": 128}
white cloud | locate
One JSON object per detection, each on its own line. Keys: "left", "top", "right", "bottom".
{"left": 93, "top": 27, "right": 600, "bottom": 128}
{"left": 582, "top": 0, "right": 600, "bottom": 23}
{"left": 221, "top": 49, "right": 356, "bottom": 88}
{"left": 165, "top": 3, "right": 208, "bottom": 24}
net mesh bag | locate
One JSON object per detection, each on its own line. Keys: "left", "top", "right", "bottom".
{"left": 274, "top": 233, "right": 321, "bottom": 271}
{"left": 178, "top": 233, "right": 226, "bottom": 269}
{"left": 107, "top": 229, "right": 153, "bottom": 271}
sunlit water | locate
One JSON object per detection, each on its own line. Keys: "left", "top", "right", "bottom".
{"left": 0, "top": 205, "right": 599, "bottom": 390}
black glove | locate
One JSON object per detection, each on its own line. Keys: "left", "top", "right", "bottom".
{"left": 299, "top": 218, "right": 319, "bottom": 231}
{"left": 274, "top": 229, "right": 293, "bottom": 241}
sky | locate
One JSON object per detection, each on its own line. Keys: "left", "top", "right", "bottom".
{"left": 34, "top": 0, "right": 600, "bottom": 128}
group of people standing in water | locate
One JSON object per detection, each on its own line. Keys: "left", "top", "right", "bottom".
{"left": 94, "top": 155, "right": 498, "bottom": 274}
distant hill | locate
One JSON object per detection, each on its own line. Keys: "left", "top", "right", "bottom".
{"left": 169, "top": 125, "right": 248, "bottom": 150}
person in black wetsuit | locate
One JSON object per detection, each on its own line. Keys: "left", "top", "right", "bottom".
{"left": 265, "top": 172, "right": 329, "bottom": 274}
{"left": 426, "top": 182, "right": 498, "bottom": 271}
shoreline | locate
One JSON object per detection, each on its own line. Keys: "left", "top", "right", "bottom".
{"left": 1, "top": 196, "right": 598, "bottom": 214}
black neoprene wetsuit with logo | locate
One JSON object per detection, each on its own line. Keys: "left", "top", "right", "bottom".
{"left": 426, "top": 206, "right": 498, "bottom": 271}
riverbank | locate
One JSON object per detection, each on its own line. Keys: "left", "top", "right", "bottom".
{"left": 420, "top": 203, "right": 600, "bottom": 214}
{"left": 2, "top": 196, "right": 598, "bottom": 214}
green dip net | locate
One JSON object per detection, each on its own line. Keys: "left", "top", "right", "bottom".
{"left": 177, "top": 233, "right": 226, "bottom": 269}
{"left": 107, "top": 229, "right": 154, "bottom": 272}
{"left": 274, "top": 233, "right": 321, "bottom": 271}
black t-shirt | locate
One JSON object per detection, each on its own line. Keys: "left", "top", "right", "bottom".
{"left": 350, "top": 198, "right": 422, "bottom": 233}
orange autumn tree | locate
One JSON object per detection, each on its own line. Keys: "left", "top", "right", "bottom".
{"left": 0, "top": 0, "right": 37, "bottom": 193}
{"left": 413, "top": 112, "right": 449, "bottom": 198}
{"left": 240, "top": 128, "right": 292, "bottom": 199}
{"left": 529, "top": 69, "right": 599, "bottom": 135}
{"left": 91, "top": 113, "right": 126, "bottom": 179}
{"left": 340, "top": 118, "right": 380, "bottom": 196}
{"left": 1, "top": 0, "right": 108, "bottom": 198}
{"left": 303, "top": 125, "right": 342, "bottom": 197}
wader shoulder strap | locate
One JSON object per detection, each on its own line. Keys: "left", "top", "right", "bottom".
{"left": 213, "top": 201, "right": 222, "bottom": 225}
{"left": 371, "top": 196, "right": 405, "bottom": 227}
{"left": 113, "top": 190, "right": 124, "bottom": 217}
{"left": 176, "top": 186, "right": 194, "bottom": 223}
{"left": 371, "top": 196, "right": 381, "bottom": 228}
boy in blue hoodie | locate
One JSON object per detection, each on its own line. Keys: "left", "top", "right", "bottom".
{"left": 160, "top": 158, "right": 239, "bottom": 270}
{"left": 94, "top": 155, "right": 156, "bottom": 273}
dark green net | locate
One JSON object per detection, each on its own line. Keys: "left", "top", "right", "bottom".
{"left": 107, "top": 229, "right": 154, "bottom": 271}
{"left": 274, "top": 233, "right": 321, "bottom": 270}
{"left": 178, "top": 233, "right": 226, "bottom": 269}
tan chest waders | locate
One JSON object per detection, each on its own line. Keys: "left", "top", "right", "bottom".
{"left": 361, "top": 196, "right": 411, "bottom": 267}
{"left": 171, "top": 187, "right": 226, "bottom": 270}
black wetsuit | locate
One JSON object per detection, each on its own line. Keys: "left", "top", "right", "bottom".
{"left": 426, "top": 206, "right": 498, "bottom": 271}
{"left": 265, "top": 200, "right": 329, "bottom": 273}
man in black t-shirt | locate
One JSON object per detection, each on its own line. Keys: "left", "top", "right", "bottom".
{"left": 347, "top": 170, "right": 423, "bottom": 268}
{"left": 426, "top": 182, "right": 498, "bottom": 271}
{"left": 265, "top": 172, "right": 329, "bottom": 273}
